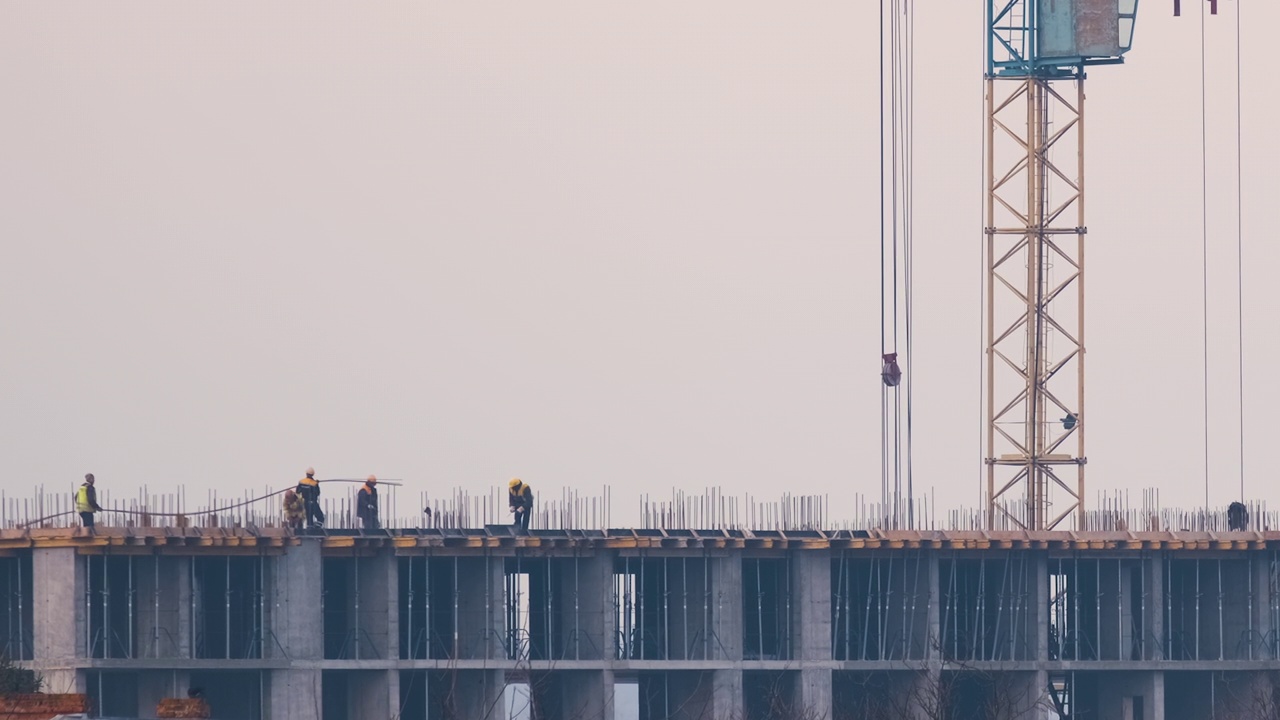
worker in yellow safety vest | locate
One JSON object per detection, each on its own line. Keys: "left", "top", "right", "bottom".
{"left": 76, "top": 473, "right": 104, "bottom": 529}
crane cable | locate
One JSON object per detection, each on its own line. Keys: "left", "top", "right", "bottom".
{"left": 1200, "top": 0, "right": 1210, "bottom": 513}
{"left": 16, "top": 478, "right": 402, "bottom": 529}
{"left": 879, "top": 0, "right": 915, "bottom": 529}
{"left": 1234, "top": 0, "right": 1245, "bottom": 504}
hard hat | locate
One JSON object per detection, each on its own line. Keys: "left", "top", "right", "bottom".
{"left": 305, "top": 467, "right": 314, "bottom": 476}
{"left": 367, "top": 475, "right": 377, "bottom": 484}
{"left": 509, "top": 478, "right": 523, "bottom": 489}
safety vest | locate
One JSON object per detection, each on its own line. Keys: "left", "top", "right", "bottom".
{"left": 75, "top": 485, "right": 95, "bottom": 513}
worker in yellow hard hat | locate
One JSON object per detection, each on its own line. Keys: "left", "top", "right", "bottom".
{"left": 76, "top": 473, "right": 104, "bottom": 530}
{"left": 296, "top": 467, "right": 324, "bottom": 530}
{"left": 357, "top": 475, "right": 379, "bottom": 531}
{"left": 508, "top": 478, "right": 533, "bottom": 532}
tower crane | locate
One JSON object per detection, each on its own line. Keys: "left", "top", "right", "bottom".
{"left": 983, "top": 0, "right": 1140, "bottom": 530}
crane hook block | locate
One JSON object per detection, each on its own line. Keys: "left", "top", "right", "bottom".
{"left": 881, "top": 353, "right": 902, "bottom": 387}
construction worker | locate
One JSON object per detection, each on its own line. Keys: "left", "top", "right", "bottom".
{"left": 76, "top": 473, "right": 103, "bottom": 529}
{"left": 297, "top": 467, "right": 324, "bottom": 530}
{"left": 357, "top": 475, "right": 379, "bottom": 531}
{"left": 508, "top": 478, "right": 533, "bottom": 531}
{"left": 282, "top": 488, "right": 306, "bottom": 530}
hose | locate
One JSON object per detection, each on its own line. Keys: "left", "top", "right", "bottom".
{"left": 18, "top": 478, "right": 402, "bottom": 529}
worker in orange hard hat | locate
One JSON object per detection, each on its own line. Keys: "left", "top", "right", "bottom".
{"left": 357, "top": 475, "right": 379, "bottom": 531}
{"left": 508, "top": 478, "right": 533, "bottom": 532}
{"left": 296, "top": 467, "right": 324, "bottom": 530}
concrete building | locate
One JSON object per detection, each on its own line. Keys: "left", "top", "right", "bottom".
{"left": 4, "top": 525, "right": 1280, "bottom": 719}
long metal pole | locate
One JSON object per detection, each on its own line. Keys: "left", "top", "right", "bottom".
{"left": 353, "top": 556, "right": 360, "bottom": 660}
{"left": 406, "top": 555, "right": 413, "bottom": 660}
{"left": 17, "top": 559, "right": 25, "bottom": 660}
{"left": 153, "top": 558, "right": 160, "bottom": 658}
{"left": 662, "top": 557, "right": 670, "bottom": 660}
{"left": 225, "top": 557, "right": 231, "bottom": 660}
{"left": 1076, "top": 76, "right": 1088, "bottom": 527}
{"left": 102, "top": 555, "right": 109, "bottom": 659}
{"left": 985, "top": 76, "right": 997, "bottom": 528}
{"left": 128, "top": 556, "right": 134, "bottom": 659}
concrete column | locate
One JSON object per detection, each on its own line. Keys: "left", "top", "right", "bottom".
{"left": 557, "top": 551, "right": 613, "bottom": 662}
{"left": 711, "top": 669, "right": 742, "bottom": 720}
{"left": 927, "top": 553, "right": 941, "bottom": 660}
{"left": 710, "top": 553, "right": 742, "bottom": 719}
{"left": 32, "top": 547, "right": 85, "bottom": 694}
{"left": 900, "top": 669, "right": 942, "bottom": 720}
{"left": 1097, "top": 671, "right": 1163, "bottom": 720}
{"left": 456, "top": 555, "right": 504, "bottom": 660}
{"left": 711, "top": 554, "right": 741, "bottom": 661}
{"left": 454, "top": 670, "right": 506, "bottom": 719}
{"left": 1005, "top": 670, "right": 1053, "bottom": 720}
{"left": 1146, "top": 553, "right": 1164, "bottom": 661}
{"left": 1033, "top": 553, "right": 1049, "bottom": 662}
{"left": 267, "top": 669, "right": 323, "bottom": 720}
{"left": 267, "top": 539, "right": 323, "bottom": 720}
{"left": 793, "top": 551, "right": 832, "bottom": 717}
{"left": 348, "top": 670, "right": 395, "bottom": 720}
{"left": 136, "top": 670, "right": 189, "bottom": 719}
{"left": 541, "top": 670, "right": 613, "bottom": 720}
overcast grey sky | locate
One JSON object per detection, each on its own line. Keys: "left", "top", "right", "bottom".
{"left": 1, "top": 2, "right": 1274, "bottom": 526}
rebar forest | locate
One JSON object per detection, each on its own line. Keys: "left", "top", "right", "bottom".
{"left": 0, "top": 486, "right": 1277, "bottom": 720}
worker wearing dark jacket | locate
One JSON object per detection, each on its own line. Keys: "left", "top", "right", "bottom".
{"left": 508, "top": 478, "right": 533, "bottom": 531}
{"left": 357, "top": 475, "right": 379, "bottom": 531}
{"left": 76, "top": 473, "right": 104, "bottom": 529}
{"left": 297, "top": 467, "right": 324, "bottom": 529}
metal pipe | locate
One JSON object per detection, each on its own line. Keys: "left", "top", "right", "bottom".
{"left": 784, "top": 555, "right": 792, "bottom": 660}
{"left": 703, "top": 554, "right": 711, "bottom": 660}
{"left": 153, "top": 558, "right": 160, "bottom": 658}
{"left": 680, "top": 557, "right": 688, "bottom": 661}
{"left": 1094, "top": 559, "right": 1100, "bottom": 661}
{"left": 102, "top": 554, "right": 109, "bottom": 658}
{"left": 545, "top": 557, "right": 553, "bottom": 660}
{"left": 993, "top": 554, "right": 1010, "bottom": 660}
{"left": 406, "top": 554, "right": 413, "bottom": 660}
{"left": 573, "top": 553, "right": 581, "bottom": 660}
{"left": 17, "top": 558, "right": 25, "bottom": 660}
{"left": 190, "top": 558, "right": 196, "bottom": 659}
{"left": 1217, "top": 559, "right": 1224, "bottom": 661}
{"left": 1248, "top": 554, "right": 1255, "bottom": 660}
{"left": 755, "top": 559, "right": 764, "bottom": 660}
{"left": 257, "top": 556, "right": 265, "bottom": 659}
{"left": 127, "top": 556, "right": 134, "bottom": 659}
{"left": 225, "top": 557, "right": 231, "bottom": 659}
{"left": 425, "top": 556, "right": 434, "bottom": 660}
{"left": 1165, "top": 555, "right": 1173, "bottom": 660}
{"left": 1196, "top": 558, "right": 1202, "bottom": 660}
{"left": 1073, "top": 555, "right": 1080, "bottom": 661}
{"left": 458, "top": 556, "right": 463, "bottom": 655}
{"left": 662, "top": 557, "right": 669, "bottom": 660}
{"left": 638, "top": 555, "right": 645, "bottom": 660}
{"left": 353, "top": 555, "right": 360, "bottom": 660}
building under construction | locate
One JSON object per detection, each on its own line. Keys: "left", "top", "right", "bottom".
{"left": 4, "top": 497, "right": 1280, "bottom": 720}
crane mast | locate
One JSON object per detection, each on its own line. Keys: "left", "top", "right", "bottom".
{"left": 984, "top": 0, "right": 1138, "bottom": 530}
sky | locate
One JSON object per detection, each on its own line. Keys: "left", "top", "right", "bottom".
{"left": 1, "top": 1, "right": 1275, "bottom": 528}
